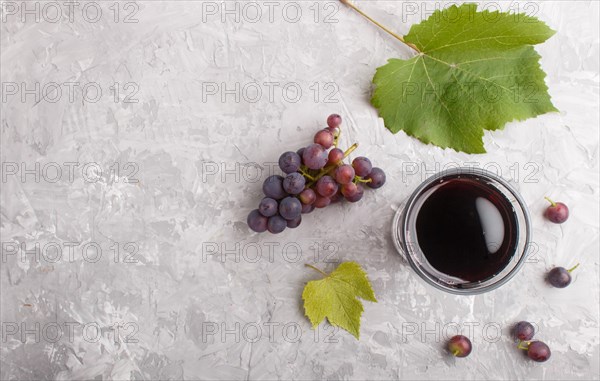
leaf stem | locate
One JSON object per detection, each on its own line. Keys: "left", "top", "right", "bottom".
{"left": 339, "top": 0, "right": 421, "bottom": 53}
{"left": 305, "top": 263, "right": 328, "bottom": 277}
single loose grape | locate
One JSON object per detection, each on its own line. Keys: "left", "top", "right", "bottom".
{"left": 547, "top": 264, "right": 579, "bottom": 288}
{"left": 448, "top": 335, "right": 472, "bottom": 358}
{"left": 513, "top": 321, "right": 535, "bottom": 341}
{"left": 527, "top": 341, "right": 551, "bottom": 362}
{"left": 544, "top": 197, "right": 569, "bottom": 223}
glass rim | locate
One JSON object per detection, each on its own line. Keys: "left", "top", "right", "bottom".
{"left": 392, "top": 167, "right": 532, "bottom": 295}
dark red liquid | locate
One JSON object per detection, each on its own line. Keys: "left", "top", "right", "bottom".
{"left": 415, "top": 176, "right": 518, "bottom": 282}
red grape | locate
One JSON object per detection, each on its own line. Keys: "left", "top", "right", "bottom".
{"left": 316, "top": 176, "right": 338, "bottom": 197}
{"left": 282, "top": 172, "right": 305, "bottom": 195}
{"left": 287, "top": 215, "right": 302, "bottom": 228}
{"left": 365, "top": 167, "right": 386, "bottom": 189}
{"left": 513, "top": 321, "right": 535, "bottom": 341}
{"left": 345, "top": 184, "right": 364, "bottom": 202}
{"left": 326, "top": 114, "right": 342, "bottom": 129}
{"left": 301, "top": 203, "right": 315, "bottom": 214}
{"left": 544, "top": 197, "right": 569, "bottom": 223}
{"left": 527, "top": 341, "right": 551, "bottom": 362}
{"left": 258, "top": 198, "right": 278, "bottom": 217}
{"left": 299, "top": 188, "right": 316, "bottom": 205}
{"left": 279, "top": 197, "right": 302, "bottom": 220}
{"left": 334, "top": 164, "right": 355, "bottom": 185}
{"left": 279, "top": 151, "right": 301, "bottom": 174}
{"left": 313, "top": 195, "right": 331, "bottom": 208}
{"left": 267, "top": 215, "right": 286, "bottom": 234}
{"left": 352, "top": 157, "right": 372, "bottom": 177}
{"left": 247, "top": 210, "right": 268, "bottom": 233}
{"left": 327, "top": 148, "right": 344, "bottom": 166}
{"left": 302, "top": 144, "right": 328, "bottom": 170}
{"left": 547, "top": 264, "right": 578, "bottom": 288}
{"left": 262, "top": 175, "right": 287, "bottom": 199}
{"left": 314, "top": 129, "right": 334, "bottom": 149}
{"left": 448, "top": 335, "right": 472, "bottom": 358}
{"left": 330, "top": 190, "right": 343, "bottom": 203}
{"left": 341, "top": 182, "right": 358, "bottom": 198}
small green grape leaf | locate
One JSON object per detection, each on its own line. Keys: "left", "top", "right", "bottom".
{"left": 371, "top": 3, "right": 557, "bottom": 153}
{"left": 302, "top": 262, "right": 377, "bottom": 339}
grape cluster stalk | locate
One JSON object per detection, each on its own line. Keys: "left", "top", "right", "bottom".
{"left": 247, "top": 114, "right": 386, "bottom": 234}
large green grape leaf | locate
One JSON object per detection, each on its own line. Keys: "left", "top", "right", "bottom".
{"left": 371, "top": 3, "right": 557, "bottom": 153}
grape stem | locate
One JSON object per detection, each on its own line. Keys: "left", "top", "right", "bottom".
{"left": 355, "top": 176, "right": 372, "bottom": 183}
{"left": 339, "top": 0, "right": 421, "bottom": 53}
{"left": 305, "top": 263, "right": 328, "bottom": 277}
{"left": 567, "top": 263, "right": 580, "bottom": 273}
{"left": 544, "top": 196, "right": 556, "bottom": 207}
{"left": 517, "top": 340, "right": 531, "bottom": 351}
{"left": 305, "top": 143, "right": 359, "bottom": 187}
{"left": 299, "top": 167, "right": 316, "bottom": 181}
{"left": 332, "top": 129, "right": 341, "bottom": 148}
{"left": 452, "top": 349, "right": 460, "bottom": 356}
{"left": 343, "top": 143, "right": 359, "bottom": 158}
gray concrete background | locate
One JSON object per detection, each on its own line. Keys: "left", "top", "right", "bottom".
{"left": 1, "top": 1, "right": 599, "bottom": 380}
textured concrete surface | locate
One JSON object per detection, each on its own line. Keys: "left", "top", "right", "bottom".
{"left": 1, "top": 1, "right": 599, "bottom": 380}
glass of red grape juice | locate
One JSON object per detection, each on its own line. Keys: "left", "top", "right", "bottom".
{"left": 393, "top": 167, "right": 531, "bottom": 294}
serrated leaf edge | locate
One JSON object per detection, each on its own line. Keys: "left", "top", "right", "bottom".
{"left": 301, "top": 261, "right": 377, "bottom": 340}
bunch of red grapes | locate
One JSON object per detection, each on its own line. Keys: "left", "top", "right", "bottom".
{"left": 248, "top": 114, "right": 386, "bottom": 234}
